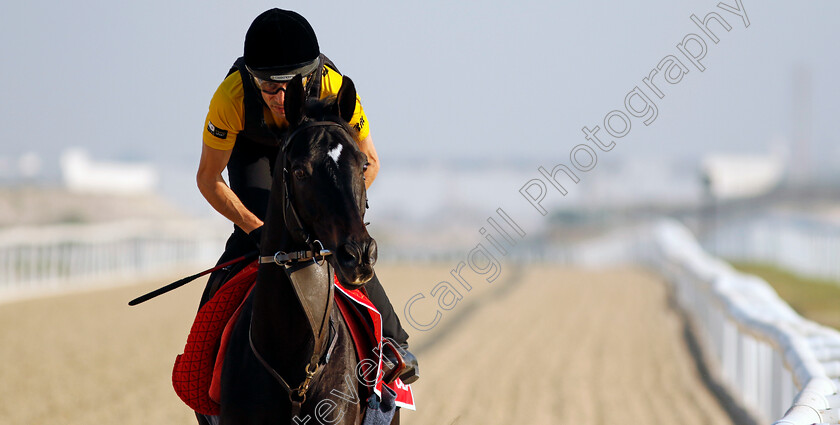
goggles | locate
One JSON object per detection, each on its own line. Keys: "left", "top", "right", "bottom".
{"left": 253, "top": 77, "right": 287, "bottom": 95}
{"left": 246, "top": 57, "right": 319, "bottom": 94}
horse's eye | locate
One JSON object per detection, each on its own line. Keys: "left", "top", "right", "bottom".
{"left": 293, "top": 169, "right": 306, "bottom": 180}
{"left": 363, "top": 163, "right": 369, "bottom": 173}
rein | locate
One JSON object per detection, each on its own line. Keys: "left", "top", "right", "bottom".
{"left": 249, "top": 122, "right": 346, "bottom": 417}
{"left": 249, "top": 258, "right": 339, "bottom": 418}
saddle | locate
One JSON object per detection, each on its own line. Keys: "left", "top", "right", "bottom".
{"left": 171, "top": 261, "right": 415, "bottom": 416}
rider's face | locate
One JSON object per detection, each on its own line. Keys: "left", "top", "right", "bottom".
{"left": 254, "top": 75, "right": 309, "bottom": 118}
{"left": 255, "top": 78, "right": 288, "bottom": 117}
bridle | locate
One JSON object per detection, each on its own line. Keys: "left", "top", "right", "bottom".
{"left": 278, "top": 120, "right": 366, "bottom": 246}
{"left": 256, "top": 118, "right": 367, "bottom": 265}
{"left": 251, "top": 119, "right": 368, "bottom": 420}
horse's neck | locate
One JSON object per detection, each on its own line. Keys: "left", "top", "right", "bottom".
{"left": 250, "top": 166, "right": 332, "bottom": 380}
{"left": 251, "top": 216, "right": 333, "bottom": 384}
{"left": 251, "top": 264, "right": 316, "bottom": 381}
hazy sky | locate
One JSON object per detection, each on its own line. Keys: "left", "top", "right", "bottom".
{"left": 1, "top": 0, "right": 838, "bottom": 182}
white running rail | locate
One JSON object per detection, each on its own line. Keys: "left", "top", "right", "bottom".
{"left": 710, "top": 214, "right": 840, "bottom": 284}
{"left": 639, "top": 220, "right": 840, "bottom": 425}
{"left": 0, "top": 219, "right": 229, "bottom": 300}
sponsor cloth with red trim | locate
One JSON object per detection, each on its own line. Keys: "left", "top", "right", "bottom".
{"left": 333, "top": 276, "right": 415, "bottom": 410}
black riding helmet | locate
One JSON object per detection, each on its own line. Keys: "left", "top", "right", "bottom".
{"left": 244, "top": 9, "right": 320, "bottom": 82}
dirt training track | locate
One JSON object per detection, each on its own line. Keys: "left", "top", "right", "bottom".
{"left": 0, "top": 264, "right": 735, "bottom": 425}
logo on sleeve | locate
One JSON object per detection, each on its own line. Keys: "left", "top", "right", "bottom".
{"left": 354, "top": 115, "right": 365, "bottom": 132}
{"left": 207, "top": 121, "right": 228, "bottom": 139}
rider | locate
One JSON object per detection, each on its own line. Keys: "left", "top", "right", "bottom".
{"left": 196, "top": 8, "right": 418, "bottom": 384}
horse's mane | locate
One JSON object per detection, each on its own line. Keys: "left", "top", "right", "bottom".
{"left": 301, "top": 96, "right": 360, "bottom": 141}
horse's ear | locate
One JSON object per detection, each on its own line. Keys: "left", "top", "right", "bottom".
{"left": 336, "top": 76, "right": 357, "bottom": 123}
{"left": 284, "top": 74, "right": 306, "bottom": 127}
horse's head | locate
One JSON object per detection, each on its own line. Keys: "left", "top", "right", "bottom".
{"left": 275, "top": 74, "right": 376, "bottom": 287}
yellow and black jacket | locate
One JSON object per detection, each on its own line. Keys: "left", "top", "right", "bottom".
{"left": 203, "top": 55, "right": 369, "bottom": 151}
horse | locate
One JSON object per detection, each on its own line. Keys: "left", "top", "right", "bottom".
{"left": 213, "top": 74, "right": 396, "bottom": 425}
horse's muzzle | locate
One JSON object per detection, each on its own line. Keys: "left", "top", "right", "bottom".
{"left": 336, "top": 239, "right": 377, "bottom": 285}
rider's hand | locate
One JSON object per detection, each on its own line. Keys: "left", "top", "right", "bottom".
{"left": 248, "top": 225, "right": 264, "bottom": 248}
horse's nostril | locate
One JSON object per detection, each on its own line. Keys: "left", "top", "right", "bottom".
{"left": 365, "top": 240, "right": 378, "bottom": 266}
{"left": 337, "top": 244, "right": 360, "bottom": 266}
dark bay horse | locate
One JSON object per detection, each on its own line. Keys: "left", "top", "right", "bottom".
{"left": 215, "top": 74, "right": 394, "bottom": 425}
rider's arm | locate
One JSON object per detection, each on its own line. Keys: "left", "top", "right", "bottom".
{"left": 320, "top": 66, "right": 379, "bottom": 188}
{"left": 358, "top": 133, "right": 379, "bottom": 189}
{"left": 196, "top": 144, "right": 264, "bottom": 233}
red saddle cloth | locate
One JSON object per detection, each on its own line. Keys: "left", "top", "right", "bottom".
{"left": 172, "top": 261, "right": 259, "bottom": 415}
{"left": 172, "top": 263, "right": 415, "bottom": 415}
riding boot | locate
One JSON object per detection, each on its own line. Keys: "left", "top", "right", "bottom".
{"left": 364, "top": 272, "right": 420, "bottom": 384}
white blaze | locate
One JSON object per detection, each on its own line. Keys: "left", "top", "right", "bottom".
{"left": 328, "top": 144, "right": 343, "bottom": 165}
